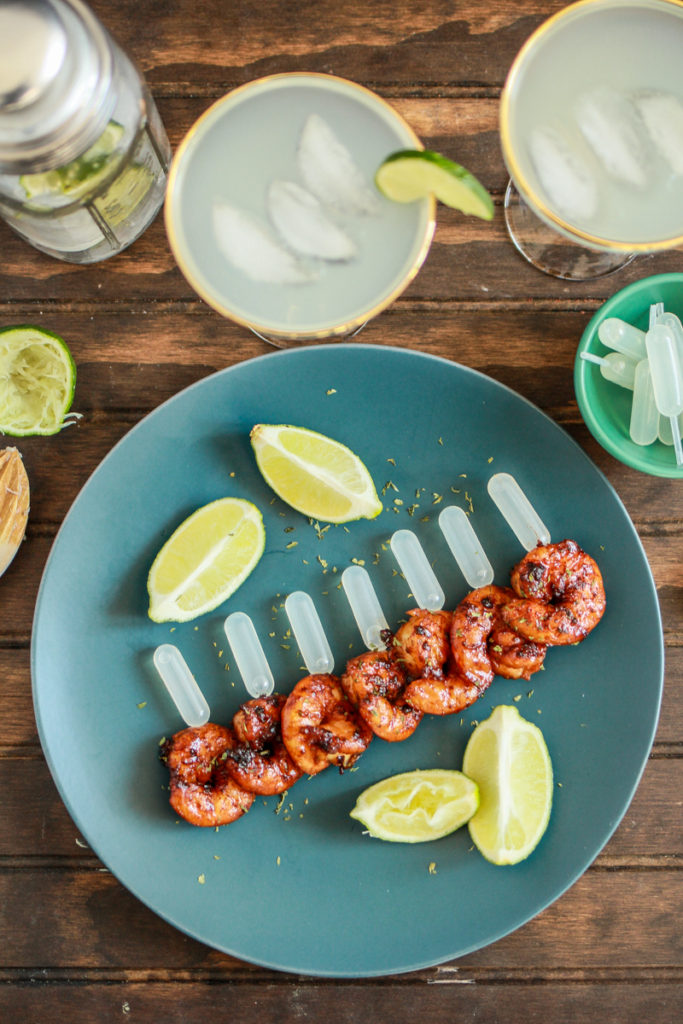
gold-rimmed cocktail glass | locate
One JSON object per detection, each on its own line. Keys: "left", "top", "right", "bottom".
{"left": 500, "top": 0, "right": 683, "bottom": 280}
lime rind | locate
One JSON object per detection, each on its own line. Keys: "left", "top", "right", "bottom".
{"left": 0, "top": 325, "right": 78, "bottom": 437}
{"left": 376, "top": 149, "right": 494, "bottom": 220}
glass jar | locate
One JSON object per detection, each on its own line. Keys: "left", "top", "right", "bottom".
{"left": 0, "top": 0, "right": 171, "bottom": 262}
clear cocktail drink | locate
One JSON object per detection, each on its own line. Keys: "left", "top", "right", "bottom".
{"left": 165, "top": 73, "right": 435, "bottom": 342}
{"left": 500, "top": 0, "right": 683, "bottom": 275}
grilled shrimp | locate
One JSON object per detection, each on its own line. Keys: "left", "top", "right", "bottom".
{"left": 281, "top": 674, "right": 374, "bottom": 775}
{"left": 404, "top": 671, "right": 484, "bottom": 716}
{"left": 224, "top": 694, "right": 302, "bottom": 795}
{"left": 501, "top": 539, "right": 606, "bottom": 645}
{"left": 390, "top": 608, "right": 453, "bottom": 679}
{"left": 341, "top": 650, "right": 422, "bottom": 742}
{"left": 160, "top": 723, "right": 254, "bottom": 827}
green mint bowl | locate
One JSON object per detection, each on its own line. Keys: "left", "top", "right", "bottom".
{"left": 574, "top": 272, "right": 683, "bottom": 479}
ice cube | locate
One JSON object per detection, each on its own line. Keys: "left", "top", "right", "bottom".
{"left": 297, "top": 113, "right": 380, "bottom": 216}
{"left": 575, "top": 87, "right": 649, "bottom": 188}
{"left": 212, "top": 202, "right": 316, "bottom": 285}
{"left": 528, "top": 126, "right": 599, "bottom": 223}
{"left": 267, "top": 180, "right": 357, "bottom": 260}
{"left": 635, "top": 91, "right": 683, "bottom": 176}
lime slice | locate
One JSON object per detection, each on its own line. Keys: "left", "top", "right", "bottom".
{"left": 147, "top": 498, "right": 266, "bottom": 623}
{"left": 350, "top": 768, "right": 479, "bottom": 843}
{"left": 0, "top": 326, "right": 78, "bottom": 437}
{"left": 462, "top": 705, "right": 553, "bottom": 865}
{"left": 20, "top": 121, "right": 125, "bottom": 202}
{"left": 375, "top": 149, "right": 494, "bottom": 220}
{"left": 250, "top": 423, "right": 382, "bottom": 523}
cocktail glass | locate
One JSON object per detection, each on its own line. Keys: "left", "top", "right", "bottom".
{"left": 165, "top": 73, "right": 435, "bottom": 346}
{"left": 499, "top": 0, "right": 683, "bottom": 280}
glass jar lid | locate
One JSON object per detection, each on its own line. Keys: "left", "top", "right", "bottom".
{"left": 0, "top": 0, "right": 114, "bottom": 173}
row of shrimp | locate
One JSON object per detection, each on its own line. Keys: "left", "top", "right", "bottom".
{"left": 160, "top": 539, "right": 606, "bottom": 827}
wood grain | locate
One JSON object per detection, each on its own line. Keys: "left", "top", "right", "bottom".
{"left": 0, "top": 1, "right": 680, "bottom": 1019}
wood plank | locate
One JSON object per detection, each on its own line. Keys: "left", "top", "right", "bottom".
{"left": 84, "top": 0, "right": 568, "bottom": 91}
{"left": 0, "top": 648, "right": 37, "bottom": 748}
{"left": 0, "top": 308, "right": 679, "bottom": 525}
{"left": 1, "top": 92, "right": 681, "bottom": 301}
{"left": 0, "top": 868, "right": 679, "bottom": 969}
{"left": 3, "top": 531, "right": 680, "bottom": 641}
{"left": 0, "top": 753, "right": 679, "bottom": 859}
{"left": 1, "top": 189, "right": 680, "bottom": 304}
{"left": 1, "top": 642, "right": 679, "bottom": 763}
{"left": 0, "top": 978, "right": 681, "bottom": 1024}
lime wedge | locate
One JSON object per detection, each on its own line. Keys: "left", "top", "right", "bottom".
{"left": 350, "top": 768, "right": 479, "bottom": 843}
{"left": 250, "top": 423, "right": 382, "bottom": 524}
{"left": 376, "top": 149, "right": 494, "bottom": 220}
{"left": 462, "top": 705, "right": 553, "bottom": 865}
{"left": 0, "top": 326, "right": 78, "bottom": 437}
{"left": 147, "top": 497, "right": 266, "bottom": 623}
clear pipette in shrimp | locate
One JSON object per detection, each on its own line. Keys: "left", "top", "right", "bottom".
{"left": 487, "top": 472, "right": 551, "bottom": 552}
{"left": 438, "top": 505, "right": 494, "bottom": 587}
{"left": 341, "top": 564, "right": 389, "bottom": 649}
{"left": 389, "top": 529, "right": 445, "bottom": 610}
{"left": 224, "top": 611, "right": 275, "bottom": 697}
{"left": 153, "top": 644, "right": 210, "bottom": 726}
{"left": 284, "top": 590, "right": 334, "bottom": 674}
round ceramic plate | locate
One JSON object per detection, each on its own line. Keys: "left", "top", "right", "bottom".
{"left": 32, "top": 345, "right": 663, "bottom": 977}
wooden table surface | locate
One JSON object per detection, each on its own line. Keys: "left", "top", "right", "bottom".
{"left": 1, "top": 1, "right": 681, "bottom": 1020}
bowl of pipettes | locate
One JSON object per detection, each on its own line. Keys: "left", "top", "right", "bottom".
{"left": 574, "top": 272, "right": 683, "bottom": 479}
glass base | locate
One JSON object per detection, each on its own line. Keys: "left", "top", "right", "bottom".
{"left": 251, "top": 320, "right": 368, "bottom": 349}
{"left": 504, "top": 181, "right": 636, "bottom": 280}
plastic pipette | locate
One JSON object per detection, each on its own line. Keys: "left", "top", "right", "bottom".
{"left": 487, "top": 472, "right": 551, "bottom": 552}
{"left": 629, "top": 359, "right": 659, "bottom": 446}
{"left": 658, "top": 412, "right": 683, "bottom": 447}
{"left": 598, "top": 317, "right": 647, "bottom": 360}
{"left": 580, "top": 350, "right": 637, "bottom": 389}
{"left": 224, "top": 611, "right": 275, "bottom": 697}
{"left": 341, "top": 564, "right": 389, "bottom": 649}
{"left": 389, "top": 529, "right": 445, "bottom": 610}
{"left": 658, "top": 310, "right": 683, "bottom": 346}
{"left": 284, "top": 590, "right": 334, "bottom": 674}
{"left": 153, "top": 644, "right": 210, "bottom": 727}
{"left": 645, "top": 321, "right": 683, "bottom": 465}
{"left": 437, "top": 505, "right": 494, "bottom": 587}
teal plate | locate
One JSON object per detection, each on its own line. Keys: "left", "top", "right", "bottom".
{"left": 32, "top": 345, "right": 663, "bottom": 977}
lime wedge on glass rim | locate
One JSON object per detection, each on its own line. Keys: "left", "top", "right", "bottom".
{"left": 0, "top": 326, "right": 78, "bottom": 437}
{"left": 376, "top": 149, "right": 494, "bottom": 220}
{"left": 350, "top": 768, "right": 480, "bottom": 843}
{"left": 251, "top": 423, "right": 382, "bottom": 524}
